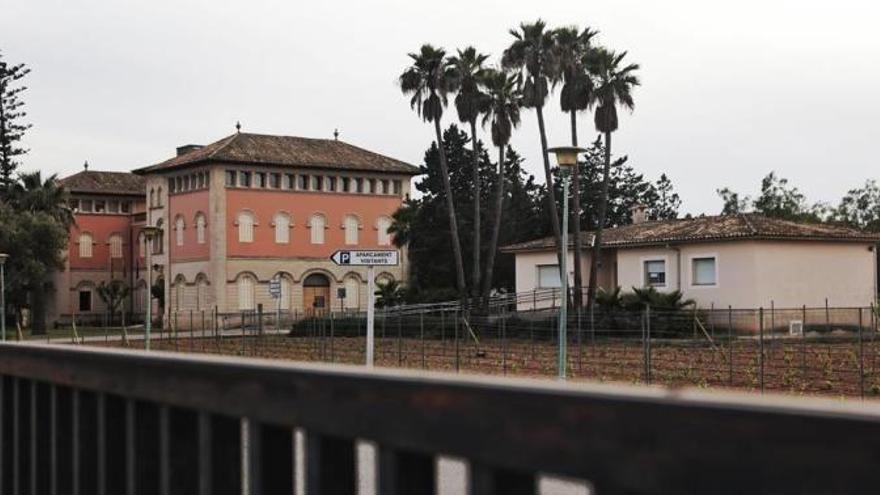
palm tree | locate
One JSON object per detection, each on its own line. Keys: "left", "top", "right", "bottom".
{"left": 399, "top": 45, "right": 468, "bottom": 303}
{"left": 502, "top": 20, "right": 566, "bottom": 277}
{"left": 12, "top": 171, "right": 74, "bottom": 227}
{"left": 553, "top": 26, "right": 598, "bottom": 310}
{"left": 375, "top": 279, "right": 406, "bottom": 308}
{"left": 586, "top": 47, "right": 640, "bottom": 307}
{"left": 449, "top": 47, "right": 490, "bottom": 300}
{"left": 480, "top": 69, "right": 522, "bottom": 303}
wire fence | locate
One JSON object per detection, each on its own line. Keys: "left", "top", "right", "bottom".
{"left": 57, "top": 301, "right": 880, "bottom": 400}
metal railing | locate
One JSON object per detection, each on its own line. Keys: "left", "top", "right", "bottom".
{"left": 2, "top": 342, "right": 880, "bottom": 494}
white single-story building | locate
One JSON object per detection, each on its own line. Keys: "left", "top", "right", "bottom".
{"left": 502, "top": 212, "right": 880, "bottom": 313}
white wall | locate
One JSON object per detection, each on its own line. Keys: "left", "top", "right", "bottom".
{"left": 617, "top": 241, "right": 877, "bottom": 309}
{"left": 515, "top": 240, "right": 878, "bottom": 311}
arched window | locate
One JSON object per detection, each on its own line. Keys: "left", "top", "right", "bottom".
{"left": 274, "top": 212, "right": 290, "bottom": 244}
{"left": 237, "top": 273, "right": 256, "bottom": 311}
{"left": 157, "top": 187, "right": 163, "bottom": 206}
{"left": 377, "top": 216, "right": 392, "bottom": 246}
{"left": 277, "top": 275, "right": 292, "bottom": 310}
{"left": 108, "top": 233, "right": 124, "bottom": 258}
{"left": 138, "top": 232, "right": 146, "bottom": 258}
{"left": 79, "top": 233, "right": 94, "bottom": 258}
{"left": 196, "top": 274, "right": 209, "bottom": 311}
{"left": 238, "top": 211, "right": 255, "bottom": 243}
{"left": 173, "top": 275, "right": 186, "bottom": 310}
{"left": 309, "top": 213, "right": 326, "bottom": 244}
{"left": 195, "top": 213, "right": 207, "bottom": 244}
{"left": 153, "top": 219, "right": 164, "bottom": 254}
{"left": 149, "top": 188, "right": 155, "bottom": 208}
{"left": 344, "top": 215, "right": 359, "bottom": 245}
{"left": 174, "top": 216, "right": 185, "bottom": 247}
{"left": 344, "top": 276, "right": 360, "bottom": 310}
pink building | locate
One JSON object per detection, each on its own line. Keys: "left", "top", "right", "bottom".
{"left": 132, "top": 131, "right": 418, "bottom": 318}
{"left": 51, "top": 166, "right": 148, "bottom": 325}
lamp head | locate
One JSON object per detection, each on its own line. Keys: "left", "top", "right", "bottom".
{"left": 547, "top": 146, "right": 587, "bottom": 169}
{"left": 0, "top": 254, "right": 8, "bottom": 266}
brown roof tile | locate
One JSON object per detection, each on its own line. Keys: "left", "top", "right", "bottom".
{"left": 502, "top": 214, "right": 880, "bottom": 252}
{"left": 133, "top": 132, "right": 420, "bottom": 175}
{"left": 58, "top": 170, "right": 146, "bottom": 196}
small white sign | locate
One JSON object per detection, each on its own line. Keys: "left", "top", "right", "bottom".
{"left": 269, "top": 280, "right": 282, "bottom": 298}
{"left": 330, "top": 250, "right": 399, "bottom": 266}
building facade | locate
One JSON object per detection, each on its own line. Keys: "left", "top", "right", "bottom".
{"left": 504, "top": 213, "right": 880, "bottom": 313}
{"left": 51, "top": 167, "right": 148, "bottom": 325}
{"left": 133, "top": 131, "right": 418, "bottom": 319}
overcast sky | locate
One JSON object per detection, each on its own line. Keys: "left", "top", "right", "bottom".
{"left": 3, "top": 0, "right": 878, "bottom": 214}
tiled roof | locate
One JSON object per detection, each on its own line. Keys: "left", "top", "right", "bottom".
{"left": 501, "top": 214, "right": 880, "bottom": 252}
{"left": 133, "top": 132, "right": 420, "bottom": 175}
{"left": 58, "top": 170, "right": 146, "bottom": 196}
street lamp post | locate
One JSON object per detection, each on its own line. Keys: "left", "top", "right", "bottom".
{"left": 141, "top": 227, "right": 160, "bottom": 350}
{"left": 547, "top": 147, "right": 586, "bottom": 380}
{"left": 0, "top": 253, "right": 8, "bottom": 342}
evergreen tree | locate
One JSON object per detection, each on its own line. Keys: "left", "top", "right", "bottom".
{"left": 0, "top": 51, "right": 31, "bottom": 189}
{"left": 716, "top": 172, "right": 825, "bottom": 223}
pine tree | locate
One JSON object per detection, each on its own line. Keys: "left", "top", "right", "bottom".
{"left": 0, "top": 51, "right": 31, "bottom": 189}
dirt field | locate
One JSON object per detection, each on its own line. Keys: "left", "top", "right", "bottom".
{"left": 91, "top": 329, "right": 880, "bottom": 400}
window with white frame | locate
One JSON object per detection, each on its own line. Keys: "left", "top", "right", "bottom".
{"left": 692, "top": 257, "right": 717, "bottom": 286}
{"left": 537, "top": 265, "right": 561, "bottom": 288}
{"left": 644, "top": 259, "right": 666, "bottom": 287}
{"left": 274, "top": 212, "right": 290, "bottom": 244}
{"left": 238, "top": 211, "right": 255, "bottom": 243}
{"left": 310, "top": 214, "right": 325, "bottom": 244}
{"left": 377, "top": 216, "right": 392, "bottom": 246}
{"left": 344, "top": 215, "right": 359, "bottom": 245}
{"left": 195, "top": 213, "right": 206, "bottom": 244}
{"left": 237, "top": 274, "right": 256, "bottom": 311}
{"left": 175, "top": 216, "right": 185, "bottom": 246}
{"left": 109, "top": 234, "right": 123, "bottom": 258}
{"left": 279, "top": 276, "right": 291, "bottom": 310}
{"left": 79, "top": 233, "right": 94, "bottom": 258}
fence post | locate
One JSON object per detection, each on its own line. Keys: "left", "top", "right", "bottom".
{"left": 859, "top": 308, "right": 865, "bottom": 400}
{"left": 728, "top": 306, "right": 733, "bottom": 386}
{"left": 759, "top": 307, "right": 765, "bottom": 394}
{"left": 240, "top": 310, "right": 246, "bottom": 356}
{"left": 646, "top": 304, "right": 652, "bottom": 385}
{"left": 641, "top": 304, "right": 647, "bottom": 383}
{"left": 420, "top": 311, "right": 425, "bottom": 369}
{"left": 397, "top": 313, "right": 403, "bottom": 366}
{"left": 329, "top": 312, "right": 335, "bottom": 362}
{"left": 454, "top": 309, "right": 461, "bottom": 372}
{"left": 801, "top": 304, "right": 807, "bottom": 377}
{"left": 190, "top": 309, "right": 194, "bottom": 352}
{"left": 501, "top": 307, "right": 508, "bottom": 376}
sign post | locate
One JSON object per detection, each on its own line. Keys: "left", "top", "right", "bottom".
{"left": 330, "top": 250, "right": 399, "bottom": 367}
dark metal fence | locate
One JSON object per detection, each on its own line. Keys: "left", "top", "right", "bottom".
{"left": 2, "top": 342, "right": 880, "bottom": 494}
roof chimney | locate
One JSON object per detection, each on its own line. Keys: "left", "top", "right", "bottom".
{"left": 176, "top": 144, "right": 204, "bottom": 156}
{"left": 631, "top": 204, "right": 648, "bottom": 225}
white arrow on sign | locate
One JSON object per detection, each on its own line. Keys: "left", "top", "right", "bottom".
{"left": 329, "top": 250, "right": 399, "bottom": 266}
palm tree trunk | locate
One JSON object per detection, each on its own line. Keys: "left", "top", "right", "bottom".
{"left": 535, "top": 105, "right": 565, "bottom": 274}
{"left": 587, "top": 131, "right": 612, "bottom": 308}
{"left": 433, "top": 119, "right": 468, "bottom": 304}
{"left": 569, "top": 110, "right": 584, "bottom": 310}
{"left": 30, "top": 287, "right": 47, "bottom": 335}
{"left": 470, "top": 119, "right": 481, "bottom": 300}
{"left": 482, "top": 144, "right": 506, "bottom": 305}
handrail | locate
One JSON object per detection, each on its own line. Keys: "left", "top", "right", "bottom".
{"left": 1, "top": 342, "right": 880, "bottom": 493}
